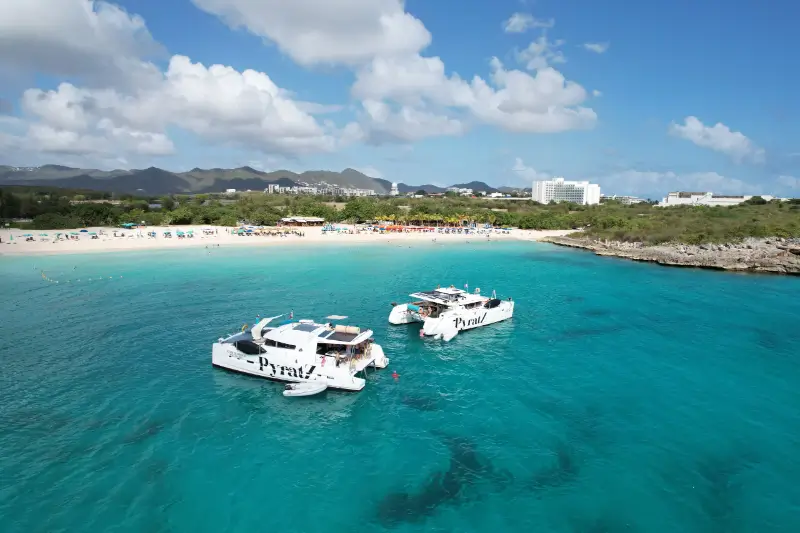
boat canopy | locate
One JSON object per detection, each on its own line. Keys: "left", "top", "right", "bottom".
{"left": 409, "top": 287, "right": 486, "bottom": 306}
{"left": 252, "top": 319, "right": 373, "bottom": 347}
{"left": 251, "top": 315, "right": 284, "bottom": 341}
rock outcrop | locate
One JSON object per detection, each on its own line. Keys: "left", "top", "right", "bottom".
{"left": 541, "top": 236, "right": 800, "bottom": 276}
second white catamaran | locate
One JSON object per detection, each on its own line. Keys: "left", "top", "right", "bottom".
{"left": 389, "top": 285, "right": 514, "bottom": 341}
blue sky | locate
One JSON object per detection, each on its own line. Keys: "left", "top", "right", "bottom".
{"left": 1, "top": 0, "right": 799, "bottom": 198}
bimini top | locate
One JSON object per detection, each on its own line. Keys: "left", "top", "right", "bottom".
{"left": 251, "top": 317, "right": 372, "bottom": 347}
{"left": 409, "top": 286, "right": 487, "bottom": 306}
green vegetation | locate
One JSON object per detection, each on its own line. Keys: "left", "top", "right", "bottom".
{"left": 2, "top": 186, "right": 799, "bottom": 244}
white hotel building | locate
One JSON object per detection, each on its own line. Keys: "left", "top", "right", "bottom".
{"left": 532, "top": 178, "right": 601, "bottom": 205}
{"left": 658, "top": 192, "right": 778, "bottom": 207}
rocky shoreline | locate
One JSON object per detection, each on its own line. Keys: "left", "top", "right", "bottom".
{"left": 541, "top": 236, "right": 800, "bottom": 276}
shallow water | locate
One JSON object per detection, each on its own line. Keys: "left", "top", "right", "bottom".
{"left": 1, "top": 241, "right": 800, "bottom": 532}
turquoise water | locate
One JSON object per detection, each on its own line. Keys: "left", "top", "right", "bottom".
{"left": 2, "top": 241, "right": 800, "bottom": 533}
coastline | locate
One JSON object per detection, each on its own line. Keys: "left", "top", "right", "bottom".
{"left": 542, "top": 235, "right": 800, "bottom": 276}
{"left": 0, "top": 226, "right": 576, "bottom": 256}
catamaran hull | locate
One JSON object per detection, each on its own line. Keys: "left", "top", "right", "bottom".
{"left": 423, "top": 301, "right": 514, "bottom": 337}
{"left": 212, "top": 342, "right": 374, "bottom": 391}
{"left": 389, "top": 303, "right": 417, "bottom": 325}
{"left": 389, "top": 300, "right": 514, "bottom": 340}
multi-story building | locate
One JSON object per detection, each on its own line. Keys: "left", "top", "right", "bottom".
{"left": 658, "top": 192, "right": 777, "bottom": 207}
{"left": 263, "top": 183, "right": 376, "bottom": 196}
{"left": 390, "top": 183, "right": 399, "bottom": 196}
{"left": 532, "top": 178, "right": 601, "bottom": 205}
{"left": 601, "top": 194, "right": 647, "bottom": 205}
{"left": 446, "top": 187, "right": 474, "bottom": 196}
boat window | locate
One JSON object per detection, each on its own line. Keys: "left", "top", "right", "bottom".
{"left": 234, "top": 340, "right": 265, "bottom": 355}
{"left": 317, "top": 343, "right": 345, "bottom": 355}
{"left": 263, "top": 339, "right": 277, "bottom": 347}
{"left": 276, "top": 342, "right": 296, "bottom": 350}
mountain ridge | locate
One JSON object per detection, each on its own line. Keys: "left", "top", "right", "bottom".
{"left": 0, "top": 164, "right": 524, "bottom": 197}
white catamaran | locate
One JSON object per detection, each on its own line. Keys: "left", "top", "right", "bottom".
{"left": 212, "top": 314, "right": 390, "bottom": 392}
{"left": 388, "top": 285, "right": 514, "bottom": 341}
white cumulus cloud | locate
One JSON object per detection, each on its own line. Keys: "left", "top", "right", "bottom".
{"left": 0, "top": 0, "right": 163, "bottom": 88}
{"left": 583, "top": 42, "right": 609, "bottom": 54}
{"left": 777, "top": 175, "right": 799, "bottom": 189}
{"left": 194, "top": 0, "right": 597, "bottom": 142}
{"left": 14, "top": 55, "right": 348, "bottom": 159}
{"left": 357, "top": 100, "right": 465, "bottom": 144}
{"left": 517, "top": 35, "right": 566, "bottom": 70}
{"left": 190, "top": 0, "right": 431, "bottom": 67}
{"left": 512, "top": 157, "right": 550, "bottom": 182}
{"left": 670, "top": 116, "right": 765, "bottom": 163}
{"left": 597, "top": 169, "right": 750, "bottom": 197}
{"left": 1, "top": 0, "right": 353, "bottom": 162}
{"left": 503, "top": 13, "right": 554, "bottom": 33}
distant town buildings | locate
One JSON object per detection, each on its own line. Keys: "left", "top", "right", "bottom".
{"left": 658, "top": 192, "right": 778, "bottom": 207}
{"left": 446, "top": 187, "right": 474, "bottom": 196}
{"left": 263, "top": 184, "right": 376, "bottom": 197}
{"left": 601, "top": 194, "right": 647, "bottom": 205}
{"left": 390, "top": 182, "right": 399, "bottom": 196}
{"left": 225, "top": 188, "right": 237, "bottom": 195}
{"left": 532, "top": 178, "right": 601, "bottom": 205}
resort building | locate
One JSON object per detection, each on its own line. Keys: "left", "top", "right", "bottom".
{"left": 532, "top": 178, "right": 601, "bottom": 205}
{"left": 601, "top": 194, "right": 647, "bottom": 205}
{"left": 658, "top": 192, "right": 778, "bottom": 207}
{"left": 446, "top": 187, "right": 474, "bottom": 196}
{"left": 390, "top": 183, "right": 399, "bottom": 196}
{"left": 264, "top": 185, "right": 376, "bottom": 196}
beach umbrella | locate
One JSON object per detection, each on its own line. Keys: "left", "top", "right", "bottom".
{"left": 89, "top": 232, "right": 97, "bottom": 235}
{"left": 70, "top": 232, "right": 79, "bottom": 235}
{"left": 39, "top": 233, "right": 48, "bottom": 236}
{"left": 80, "top": 229, "right": 88, "bottom": 232}
{"left": 22, "top": 233, "right": 32, "bottom": 236}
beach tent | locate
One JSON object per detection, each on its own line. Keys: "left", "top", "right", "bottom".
{"left": 79, "top": 229, "right": 88, "bottom": 232}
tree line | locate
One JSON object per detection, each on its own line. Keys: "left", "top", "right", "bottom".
{"left": 2, "top": 187, "right": 798, "bottom": 243}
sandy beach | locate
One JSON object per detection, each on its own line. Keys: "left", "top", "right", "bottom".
{"left": 0, "top": 225, "right": 575, "bottom": 256}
